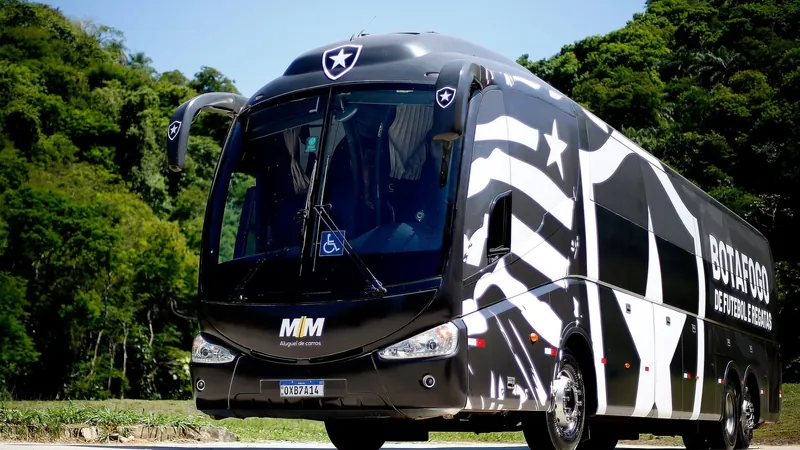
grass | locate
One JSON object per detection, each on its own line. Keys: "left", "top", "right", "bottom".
{"left": 1, "top": 384, "right": 797, "bottom": 444}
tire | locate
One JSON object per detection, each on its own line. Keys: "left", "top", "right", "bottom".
{"left": 325, "top": 420, "right": 386, "bottom": 450}
{"left": 524, "top": 351, "right": 587, "bottom": 450}
{"left": 705, "top": 379, "right": 740, "bottom": 450}
{"left": 735, "top": 385, "right": 755, "bottom": 449}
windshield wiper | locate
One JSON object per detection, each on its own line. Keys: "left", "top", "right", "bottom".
{"left": 226, "top": 248, "right": 289, "bottom": 303}
{"left": 311, "top": 203, "right": 387, "bottom": 297}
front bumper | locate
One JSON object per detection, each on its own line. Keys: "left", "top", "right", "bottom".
{"left": 191, "top": 338, "right": 469, "bottom": 420}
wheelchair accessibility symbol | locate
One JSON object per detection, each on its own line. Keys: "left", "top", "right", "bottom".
{"left": 319, "top": 230, "right": 345, "bottom": 257}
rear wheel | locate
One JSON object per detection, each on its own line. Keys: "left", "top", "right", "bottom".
{"left": 735, "top": 385, "right": 755, "bottom": 449}
{"left": 523, "top": 351, "right": 587, "bottom": 450}
{"left": 325, "top": 420, "right": 386, "bottom": 450}
{"left": 705, "top": 379, "right": 740, "bottom": 450}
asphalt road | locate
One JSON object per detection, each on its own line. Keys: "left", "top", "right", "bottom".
{"left": 1, "top": 443, "right": 799, "bottom": 450}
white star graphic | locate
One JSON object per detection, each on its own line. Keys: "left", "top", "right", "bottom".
{"left": 544, "top": 119, "right": 567, "bottom": 179}
{"left": 170, "top": 124, "right": 178, "bottom": 135}
{"left": 329, "top": 49, "right": 352, "bottom": 69}
{"left": 439, "top": 90, "right": 452, "bottom": 103}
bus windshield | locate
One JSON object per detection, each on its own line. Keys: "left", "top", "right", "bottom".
{"left": 204, "top": 84, "right": 459, "bottom": 301}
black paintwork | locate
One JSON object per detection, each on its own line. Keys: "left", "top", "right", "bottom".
{"left": 173, "top": 31, "right": 781, "bottom": 433}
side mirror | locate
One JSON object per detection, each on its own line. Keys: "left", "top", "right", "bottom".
{"left": 166, "top": 92, "right": 249, "bottom": 172}
{"left": 431, "top": 60, "right": 490, "bottom": 143}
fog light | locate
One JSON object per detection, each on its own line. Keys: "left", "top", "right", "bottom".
{"left": 196, "top": 379, "right": 206, "bottom": 391}
{"left": 421, "top": 374, "right": 436, "bottom": 389}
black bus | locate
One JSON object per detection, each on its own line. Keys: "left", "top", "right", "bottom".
{"left": 166, "top": 31, "right": 781, "bottom": 450}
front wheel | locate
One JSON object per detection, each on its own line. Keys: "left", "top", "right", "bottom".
{"left": 325, "top": 420, "right": 386, "bottom": 450}
{"left": 524, "top": 351, "right": 587, "bottom": 450}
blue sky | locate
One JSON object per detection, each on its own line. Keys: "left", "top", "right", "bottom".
{"left": 44, "top": 0, "right": 646, "bottom": 97}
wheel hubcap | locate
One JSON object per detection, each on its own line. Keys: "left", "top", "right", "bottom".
{"left": 549, "top": 369, "right": 583, "bottom": 441}
{"left": 724, "top": 390, "right": 736, "bottom": 436}
{"left": 741, "top": 393, "right": 755, "bottom": 436}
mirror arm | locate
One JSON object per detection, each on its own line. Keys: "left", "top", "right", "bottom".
{"left": 431, "top": 60, "right": 491, "bottom": 143}
{"left": 166, "top": 92, "right": 249, "bottom": 172}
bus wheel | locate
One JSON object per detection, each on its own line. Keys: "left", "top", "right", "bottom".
{"left": 706, "top": 379, "right": 740, "bottom": 450}
{"left": 736, "top": 385, "right": 755, "bottom": 449}
{"left": 524, "top": 352, "right": 586, "bottom": 450}
{"left": 324, "top": 420, "right": 386, "bottom": 450}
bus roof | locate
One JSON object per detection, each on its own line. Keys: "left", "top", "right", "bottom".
{"left": 248, "top": 31, "right": 533, "bottom": 104}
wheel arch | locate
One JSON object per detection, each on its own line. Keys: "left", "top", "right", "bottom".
{"left": 741, "top": 365, "right": 762, "bottom": 425}
{"left": 559, "top": 322, "right": 597, "bottom": 416}
{"left": 722, "top": 360, "right": 743, "bottom": 396}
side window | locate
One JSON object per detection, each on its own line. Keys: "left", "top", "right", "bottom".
{"left": 462, "top": 88, "right": 511, "bottom": 282}
{"left": 487, "top": 190, "right": 512, "bottom": 264}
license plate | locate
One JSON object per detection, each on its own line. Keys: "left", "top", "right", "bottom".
{"left": 279, "top": 380, "right": 324, "bottom": 397}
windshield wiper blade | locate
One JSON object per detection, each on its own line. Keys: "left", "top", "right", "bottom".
{"left": 227, "top": 258, "right": 267, "bottom": 303}
{"left": 312, "top": 204, "right": 387, "bottom": 297}
{"left": 226, "top": 248, "right": 289, "bottom": 303}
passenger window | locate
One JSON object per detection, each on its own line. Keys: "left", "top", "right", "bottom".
{"left": 487, "top": 191, "right": 512, "bottom": 263}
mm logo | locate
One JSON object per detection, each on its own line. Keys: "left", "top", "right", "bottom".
{"left": 280, "top": 317, "right": 325, "bottom": 338}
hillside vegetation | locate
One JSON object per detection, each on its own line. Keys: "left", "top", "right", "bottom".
{"left": 0, "top": 0, "right": 799, "bottom": 402}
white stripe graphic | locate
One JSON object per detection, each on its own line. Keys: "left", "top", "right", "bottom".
{"left": 653, "top": 305, "right": 685, "bottom": 418}
{"left": 462, "top": 298, "right": 488, "bottom": 336}
{"left": 475, "top": 116, "right": 539, "bottom": 153}
{"left": 490, "top": 370, "right": 495, "bottom": 399}
{"left": 495, "top": 317, "right": 536, "bottom": 407}
{"left": 464, "top": 213, "right": 489, "bottom": 267}
{"left": 473, "top": 261, "right": 563, "bottom": 347}
{"left": 509, "top": 154, "right": 574, "bottom": 229}
{"left": 615, "top": 291, "right": 655, "bottom": 417}
{"left": 509, "top": 319, "right": 547, "bottom": 405}
{"left": 474, "top": 116, "right": 508, "bottom": 142}
{"left": 511, "top": 215, "right": 569, "bottom": 282}
{"left": 586, "top": 136, "right": 634, "bottom": 184}
{"left": 579, "top": 147, "right": 607, "bottom": 415}
{"left": 646, "top": 208, "right": 663, "bottom": 304}
{"left": 692, "top": 319, "right": 705, "bottom": 420}
{"left": 467, "top": 148, "right": 510, "bottom": 198}
{"left": 507, "top": 117, "right": 539, "bottom": 152}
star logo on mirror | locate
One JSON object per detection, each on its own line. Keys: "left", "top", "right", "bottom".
{"left": 436, "top": 87, "right": 456, "bottom": 108}
{"left": 167, "top": 121, "right": 181, "bottom": 141}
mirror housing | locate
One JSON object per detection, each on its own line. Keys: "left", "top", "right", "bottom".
{"left": 166, "top": 92, "right": 249, "bottom": 172}
{"left": 431, "top": 60, "right": 490, "bottom": 143}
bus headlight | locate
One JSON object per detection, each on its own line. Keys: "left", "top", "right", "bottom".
{"left": 191, "top": 334, "right": 235, "bottom": 364}
{"left": 378, "top": 322, "right": 459, "bottom": 360}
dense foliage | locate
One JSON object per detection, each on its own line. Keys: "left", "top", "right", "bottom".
{"left": 0, "top": 0, "right": 798, "bottom": 400}
{"left": 0, "top": 0, "right": 239, "bottom": 399}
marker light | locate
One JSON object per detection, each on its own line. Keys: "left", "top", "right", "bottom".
{"left": 378, "top": 322, "right": 459, "bottom": 360}
{"left": 192, "top": 334, "right": 235, "bottom": 364}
